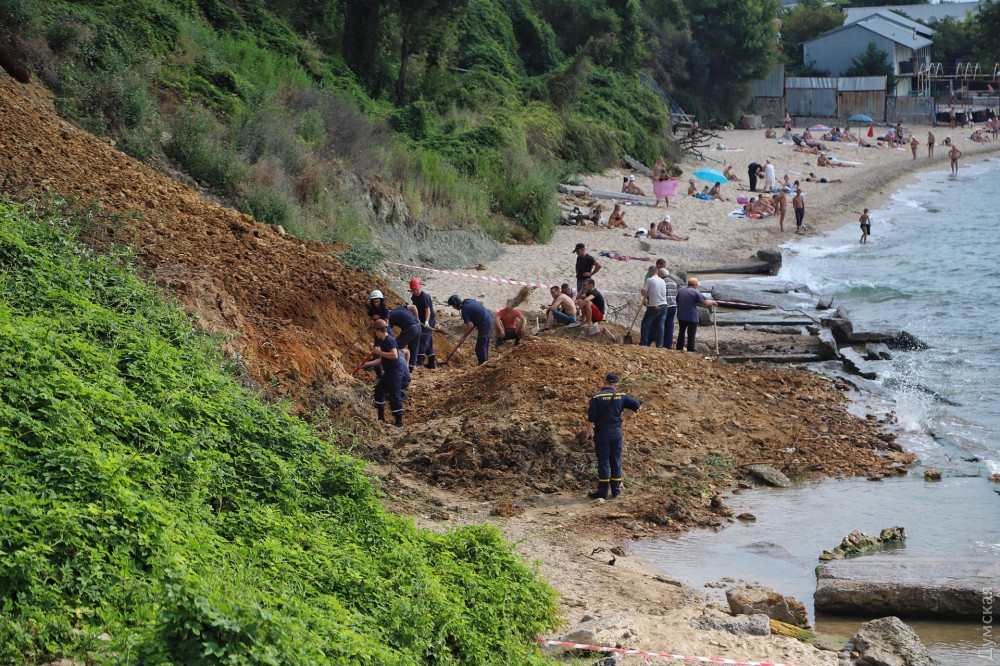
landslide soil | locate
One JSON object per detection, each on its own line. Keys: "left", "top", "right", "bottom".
{"left": 0, "top": 77, "right": 904, "bottom": 530}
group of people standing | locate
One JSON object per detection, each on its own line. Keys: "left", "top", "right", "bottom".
{"left": 639, "top": 260, "right": 718, "bottom": 351}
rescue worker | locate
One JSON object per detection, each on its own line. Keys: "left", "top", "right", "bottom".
{"left": 367, "top": 289, "right": 389, "bottom": 322}
{"left": 446, "top": 294, "right": 493, "bottom": 365}
{"left": 387, "top": 304, "right": 422, "bottom": 372}
{"left": 362, "top": 319, "right": 404, "bottom": 427}
{"left": 409, "top": 278, "right": 436, "bottom": 368}
{"left": 585, "top": 372, "right": 641, "bottom": 500}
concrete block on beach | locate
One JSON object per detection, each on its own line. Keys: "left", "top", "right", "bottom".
{"left": 710, "top": 285, "right": 806, "bottom": 310}
{"left": 840, "top": 348, "right": 879, "bottom": 380}
{"left": 815, "top": 556, "right": 1000, "bottom": 618}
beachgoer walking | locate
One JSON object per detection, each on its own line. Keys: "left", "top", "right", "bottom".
{"left": 859, "top": 209, "right": 871, "bottom": 244}
{"left": 675, "top": 278, "right": 718, "bottom": 352}
{"left": 585, "top": 372, "right": 640, "bottom": 500}
{"left": 949, "top": 145, "right": 962, "bottom": 174}
{"left": 792, "top": 189, "right": 805, "bottom": 234}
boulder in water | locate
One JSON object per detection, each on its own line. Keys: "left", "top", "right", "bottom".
{"left": 852, "top": 616, "right": 937, "bottom": 666}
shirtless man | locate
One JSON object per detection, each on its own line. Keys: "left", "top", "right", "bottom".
{"left": 806, "top": 172, "right": 842, "bottom": 183}
{"left": 765, "top": 127, "right": 776, "bottom": 139}
{"left": 949, "top": 145, "right": 962, "bottom": 174}
{"left": 859, "top": 209, "right": 871, "bottom": 244}
{"left": 910, "top": 135, "right": 919, "bottom": 159}
{"left": 656, "top": 215, "right": 686, "bottom": 241}
{"left": 607, "top": 203, "right": 627, "bottom": 229}
{"left": 722, "top": 164, "right": 740, "bottom": 182}
{"left": 626, "top": 175, "right": 647, "bottom": 197}
{"left": 542, "top": 285, "right": 577, "bottom": 329}
{"left": 774, "top": 190, "right": 787, "bottom": 232}
{"left": 817, "top": 154, "right": 853, "bottom": 168}
{"left": 792, "top": 189, "right": 805, "bottom": 234}
{"left": 927, "top": 130, "right": 935, "bottom": 158}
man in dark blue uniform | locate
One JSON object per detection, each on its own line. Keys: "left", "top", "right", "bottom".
{"left": 388, "top": 304, "right": 422, "bottom": 373}
{"left": 586, "top": 373, "right": 641, "bottom": 500}
{"left": 447, "top": 294, "right": 493, "bottom": 365}
{"left": 409, "top": 278, "right": 437, "bottom": 369}
{"left": 363, "top": 319, "right": 404, "bottom": 427}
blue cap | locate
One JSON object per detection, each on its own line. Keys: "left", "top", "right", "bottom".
{"left": 606, "top": 373, "right": 619, "bottom": 384}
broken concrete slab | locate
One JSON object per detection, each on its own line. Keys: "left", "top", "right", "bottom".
{"left": 840, "top": 348, "right": 879, "bottom": 380}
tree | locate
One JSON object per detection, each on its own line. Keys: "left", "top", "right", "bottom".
{"left": 779, "top": 0, "right": 844, "bottom": 74}
{"left": 395, "top": 0, "right": 467, "bottom": 105}
{"left": 684, "top": 0, "right": 781, "bottom": 120}
{"left": 844, "top": 41, "right": 897, "bottom": 94}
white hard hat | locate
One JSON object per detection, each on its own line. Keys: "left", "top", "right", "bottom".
{"left": 369, "top": 290, "right": 384, "bottom": 300}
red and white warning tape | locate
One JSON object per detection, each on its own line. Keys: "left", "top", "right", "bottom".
{"left": 535, "top": 638, "right": 802, "bottom": 666}
{"left": 385, "top": 261, "right": 638, "bottom": 296}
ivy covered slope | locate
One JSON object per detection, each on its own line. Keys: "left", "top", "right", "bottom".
{"left": 0, "top": 200, "right": 559, "bottom": 664}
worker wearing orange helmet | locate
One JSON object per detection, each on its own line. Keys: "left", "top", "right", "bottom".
{"left": 408, "top": 278, "right": 437, "bottom": 369}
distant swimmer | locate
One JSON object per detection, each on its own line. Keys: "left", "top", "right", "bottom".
{"left": 949, "top": 145, "right": 962, "bottom": 175}
{"left": 859, "top": 209, "right": 871, "bottom": 245}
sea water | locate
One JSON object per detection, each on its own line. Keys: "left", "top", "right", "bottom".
{"left": 633, "top": 157, "right": 1000, "bottom": 664}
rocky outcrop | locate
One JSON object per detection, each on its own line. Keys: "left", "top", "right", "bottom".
{"left": 726, "top": 584, "right": 810, "bottom": 628}
{"left": 815, "top": 557, "right": 1000, "bottom": 618}
{"left": 840, "top": 348, "right": 879, "bottom": 379}
{"left": 851, "top": 616, "right": 936, "bottom": 666}
{"left": 755, "top": 248, "right": 782, "bottom": 274}
{"left": 692, "top": 608, "right": 771, "bottom": 636}
{"left": 559, "top": 611, "right": 635, "bottom": 646}
{"left": 819, "top": 527, "right": 905, "bottom": 561}
{"left": 821, "top": 316, "right": 928, "bottom": 350}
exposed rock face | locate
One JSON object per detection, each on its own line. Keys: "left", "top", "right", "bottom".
{"left": 745, "top": 464, "right": 791, "bottom": 487}
{"left": 725, "top": 584, "right": 810, "bottom": 628}
{"left": 815, "top": 557, "right": 1000, "bottom": 618}
{"left": 692, "top": 608, "right": 771, "bottom": 636}
{"left": 852, "top": 616, "right": 936, "bottom": 666}
{"left": 560, "top": 611, "right": 634, "bottom": 646}
{"left": 819, "top": 527, "right": 905, "bottom": 561}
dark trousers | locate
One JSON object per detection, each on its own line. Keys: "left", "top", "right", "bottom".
{"left": 594, "top": 429, "right": 623, "bottom": 494}
{"left": 374, "top": 370, "right": 403, "bottom": 417}
{"left": 639, "top": 305, "right": 666, "bottom": 346}
{"left": 475, "top": 326, "right": 492, "bottom": 364}
{"left": 661, "top": 305, "right": 676, "bottom": 349}
{"left": 795, "top": 207, "right": 805, "bottom": 228}
{"left": 748, "top": 168, "right": 758, "bottom": 191}
{"left": 418, "top": 324, "right": 434, "bottom": 359}
{"left": 676, "top": 320, "right": 699, "bottom": 351}
{"left": 396, "top": 324, "right": 422, "bottom": 369}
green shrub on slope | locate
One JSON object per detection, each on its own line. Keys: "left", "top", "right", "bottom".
{"left": 0, "top": 200, "right": 559, "bottom": 664}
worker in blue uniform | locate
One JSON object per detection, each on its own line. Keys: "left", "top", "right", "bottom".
{"left": 446, "top": 294, "right": 493, "bottom": 365}
{"left": 585, "top": 373, "right": 641, "bottom": 499}
{"left": 363, "top": 319, "right": 404, "bottom": 427}
{"left": 409, "top": 278, "right": 436, "bottom": 369}
{"left": 387, "top": 304, "right": 422, "bottom": 373}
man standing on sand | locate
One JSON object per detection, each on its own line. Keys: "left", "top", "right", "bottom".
{"left": 927, "top": 130, "right": 935, "bottom": 158}
{"left": 774, "top": 190, "right": 787, "bottom": 232}
{"left": 747, "top": 161, "right": 762, "bottom": 192}
{"left": 447, "top": 294, "right": 494, "bottom": 365}
{"left": 910, "top": 135, "right": 919, "bottom": 160}
{"left": 409, "top": 278, "right": 436, "bottom": 369}
{"left": 639, "top": 266, "right": 667, "bottom": 347}
{"left": 573, "top": 243, "right": 602, "bottom": 291}
{"left": 859, "top": 209, "right": 871, "bottom": 244}
{"left": 585, "top": 372, "right": 641, "bottom": 500}
{"left": 676, "top": 278, "right": 718, "bottom": 352}
{"left": 949, "top": 145, "right": 962, "bottom": 174}
{"left": 494, "top": 299, "right": 527, "bottom": 347}
{"left": 659, "top": 268, "right": 678, "bottom": 349}
{"left": 792, "top": 189, "right": 805, "bottom": 234}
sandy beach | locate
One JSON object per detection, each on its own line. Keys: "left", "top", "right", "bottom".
{"left": 387, "top": 123, "right": 1000, "bottom": 318}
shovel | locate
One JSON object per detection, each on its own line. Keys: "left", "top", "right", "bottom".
{"left": 351, "top": 350, "right": 378, "bottom": 377}
{"left": 437, "top": 339, "right": 465, "bottom": 366}
{"left": 623, "top": 303, "right": 643, "bottom": 344}
{"left": 340, "top": 322, "right": 372, "bottom": 359}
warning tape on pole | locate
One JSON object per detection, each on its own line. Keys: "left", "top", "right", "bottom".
{"left": 535, "top": 639, "right": 803, "bottom": 666}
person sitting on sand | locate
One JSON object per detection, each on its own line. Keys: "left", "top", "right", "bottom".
{"left": 687, "top": 180, "right": 697, "bottom": 196}
{"left": 805, "top": 172, "right": 841, "bottom": 183}
{"left": 802, "top": 128, "right": 813, "bottom": 141}
{"left": 971, "top": 129, "right": 990, "bottom": 143}
{"left": 626, "top": 174, "right": 647, "bottom": 197}
{"left": 621, "top": 176, "right": 630, "bottom": 194}
{"left": 656, "top": 215, "right": 687, "bottom": 241}
{"left": 607, "top": 203, "right": 627, "bottom": 229}
{"left": 722, "top": 164, "right": 740, "bottom": 182}
{"left": 541, "top": 285, "right": 577, "bottom": 330}
{"left": 817, "top": 154, "right": 853, "bottom": 168}
{"left": 944, "top": 136, "right": 952, "bottom": 147}
{"left": 743, "top": 197, "right": 756, "bottom": 216}
{"left": 709, "top": 183, "right": 725, "bottom": 201}
{"left": 765, "top": 127, "right": 776, "bottom": 139}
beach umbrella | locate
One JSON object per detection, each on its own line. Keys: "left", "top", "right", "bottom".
{"left": 849, "top": 114, "right": 873, "bottom": 124}
{"left": 692, "top": 168, "right": 728, "bottom": 184}
{"left": 809, "top": 124, "right": 831, "bottom": 132}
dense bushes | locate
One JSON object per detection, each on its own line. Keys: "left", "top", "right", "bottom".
{"left": 0, "top": 200, "right": 560, "bottom": 663}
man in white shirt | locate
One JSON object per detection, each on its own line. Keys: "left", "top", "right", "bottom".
{"left": 638, "top": 267, "right": 667, "bottom": 347}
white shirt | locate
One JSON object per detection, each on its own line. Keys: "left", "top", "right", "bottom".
{"left": 641, "top": 275, "right": 667, "bottom": 307}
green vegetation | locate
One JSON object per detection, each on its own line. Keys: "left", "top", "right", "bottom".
{"left": 844, "top": 42, "right": 898, "bottom": 95}
{"left": 0, "top": 199, "right": 559, "bottom": 663}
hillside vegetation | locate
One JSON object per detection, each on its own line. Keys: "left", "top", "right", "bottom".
{"left": 0, "top": 199, "right": 558, "bottom": 664}
{"left": 0, "top": 0, "right": 780, "bottom": 249}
